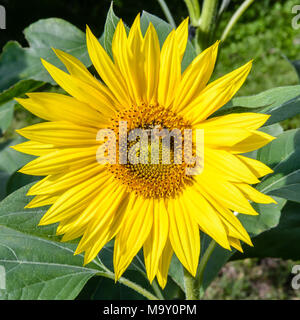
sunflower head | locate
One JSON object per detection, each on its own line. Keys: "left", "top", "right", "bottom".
{"left": 108, "top": 102, "right": 196, "bottom": 198}
{"left": 14, "top": 14, "right": 275, "bottom": 288}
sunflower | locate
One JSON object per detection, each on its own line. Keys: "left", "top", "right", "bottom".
{"left": 13, "top": 14, "right": 275, "bottom": 289}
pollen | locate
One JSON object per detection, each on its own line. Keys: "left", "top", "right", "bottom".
{"left": 108, "top": 104, "right": 194, "bottom": 198}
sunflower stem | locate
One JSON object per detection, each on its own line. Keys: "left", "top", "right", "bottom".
{"left": 183, "top": 268, "right": 198, "bottom": 300}
{"left": 96, "top": 271, "right": 159, "bottom": 300}
{"left": 220, "top": 0, "right": 254, "bottom": 42}
{"left": 194, "top": 0, "right": 218, "bottom": 53}
{"left": 183, "top": 0, "right": 201, "bottom": 27}
{"left": 194, "top": 239, "right": 217, "bottom": 298}
{"left": 157, "top": 0, "right": 176, "bottom": 28}
{"left": 151, "top": 278, "right": 165, "bottom": 300}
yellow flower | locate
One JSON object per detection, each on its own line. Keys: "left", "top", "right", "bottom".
{"left": 14, "top": 15, "right": 275, "bottom": 289}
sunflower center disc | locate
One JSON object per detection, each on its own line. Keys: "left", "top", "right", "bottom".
{"left": 108, "top": 104, "right": 194, "bottom": 198}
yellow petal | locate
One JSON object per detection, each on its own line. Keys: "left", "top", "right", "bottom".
{"left": 25, "top": 194, "right": 59, "bottom": 208}
{"left": 205, "top": 148, "right": 260, "bottom": 184}
{"left": 19, "top": 146, "right": 99, "bottom": 176}
{"left": 41, "top": 59, "right": 116, "bottom": 117}
{"left": 173, "top": 41, "right": 219, "bottom": 112}
{"left": 237, "top": 155, "right": 274, "bottom": 178}
{"left": 27, "top": 162, "right": 103, "bottom": 195}
{"left": 228, "top": 236, "right": 243, "bottom": 252}
{"left": 202, "top": 193, "right": 253, "bottom": 246}
{"left": 59, "top": 185, "right": 126, "bottom": 243}
{"left": 112, "top": 18, "right": 145, "bottom": 105}
{"left": 185, "top": 60, "right": 252, "bottom": 123}
{"left": 158, "top": 30, "right": 181, "bottom": 107}
{"left": 76, "top": 186, "right": 128, "bottom": 265}
{"left": 126, "top": 14, "right": 146, "bottom": 104}
{"left": 86, "top": 25, "right": 131, "bottom": 106}
{"left": 12, "top": 141, "right": 56, "bottom": 156}
{"left": 229, "top": 130, "right": 275, "bottom": 154}
{"left": 183, "top": 188, "right": 230, "bottom": 250}
{"left": 235, "top": 183, "right": 276, "bottom": 204}
{"left": 195, "top": 172, "right": 259, "bottom": 215}
{"left": 112, "top": 20, "right": 135, "bottom": 103}
{"left": 114, "top": 197, "right": 153, "bottom": 280}
{"left": 198, "top": 112, "right": 270, "bottom": 130}
{"left": 156, "top": 238, "right": 173, "bottom": 289}
{"left": 69, "top": 181, "right": 127, "bottom": 246}
{"left": 143, "top": 198, "right": 168, "bottom": 283}
{"left": 17, "top": 121, "right": 99, "bottom": 147}
{"left": 53, "top": 48, "right": 119, "bottom": 107}
{"left": 15, "top": 93, "right": 107, "bottom": 128}
{"left": 167, "top": 197, "right": 200, "bottom": 276}
{"left": 143, "top": 23, "right": 160, "bottom": 104}
{"left": 203, "top": 127, "right": 251, "bottom": 147}
{"left": 175, "top": 17, "right": 189, "bottom": 61}
{"left": 38, "top": 171, "right": 112, "bottom": 225}
{"left": 219, "top": 210, "right": 253, "bottom": 247}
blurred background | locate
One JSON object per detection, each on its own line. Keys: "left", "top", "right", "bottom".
{"left": 1, "top": 0, "right": 299, "bottom": 96}
{"left": 1, "top": 0, "right": 300, "bottom": 299}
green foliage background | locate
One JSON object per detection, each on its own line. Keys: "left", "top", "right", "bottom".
{"left": 2, "top": 0, "right": 299, "bottom": 95}
{"left": 2, "top": 0, "right": 300, "bottom": 135}
{"left": 215, "top": 0, "right": 299, "bottom": 96}
{"left": 0, "top": 0, "right": 300, "bottom": 300}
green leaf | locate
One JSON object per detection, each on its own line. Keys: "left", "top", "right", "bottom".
{"left": 238, "top": 197, "right": 286, "bottom": 236}
{"left": 232, "top": 201, "right": 300, "bottom": 261}
{"left": 168, "top": 255, "right": 185, "bottom": 291}
{"left": 0, "top": 172, "right": 10, "bottom": 201}
{"left": 0, "top": 42, "right": 27, "bottom": 92}
{"left": 6, "top": 172, "right": 41, "bottom": 196}
{"left": 257, "top": 129, "right": 300, "bottom": 203}
{"left": 214, "top": 85, "right": 300, "bottom": 124}
{"left": 0, "top": 170, "right": 40, "bottom": 202}
{"left": 0, "top": 139, "right": 34, "bottom": 174}
{"left": 235, "top": 130, "right": 300, "bottom": 237}
{"left": 0, "top": 183, "right": 113, "bottom": 300}
{"left": 259, "top": 123, "right": 283, "bottom": 137}
{"left": 0, "top": 100, "right": 14, "bottom": 135}
{"left": 0, "top": 183, "right": 58, "bottom": 240}
{"left": 0, "top": 225, "right": 103, "bottom": 299}
{"left": 257, "top": 129, "right": 300, "bottom": 169}
{"left": 266, "top": 172, "right": 300, "bottom": 203}
{"left": 0, "top": 140, "right": 36, "bottom": 200}
{"left": 0, "top": 19, "right": 90, "bottom": 90}
{"left": 140, "top": 11, "right": 173, "bottom": 46}
{"left": 103, "top": 3, "right": 121, "bottom": 59}
{"left": 288, "top": 59, "right": 300, "bottom": 82}
{"left": 0, "top": 79, "right": 44, "bottom": 105}
{"left": 234, "top": 85, "right": 300, "bottom": 110}
{"left": 265, "top": 95, "right": 300, "bottom": 126}
{"left": 0, "top": 80, "right": 44, "bottom": 135}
